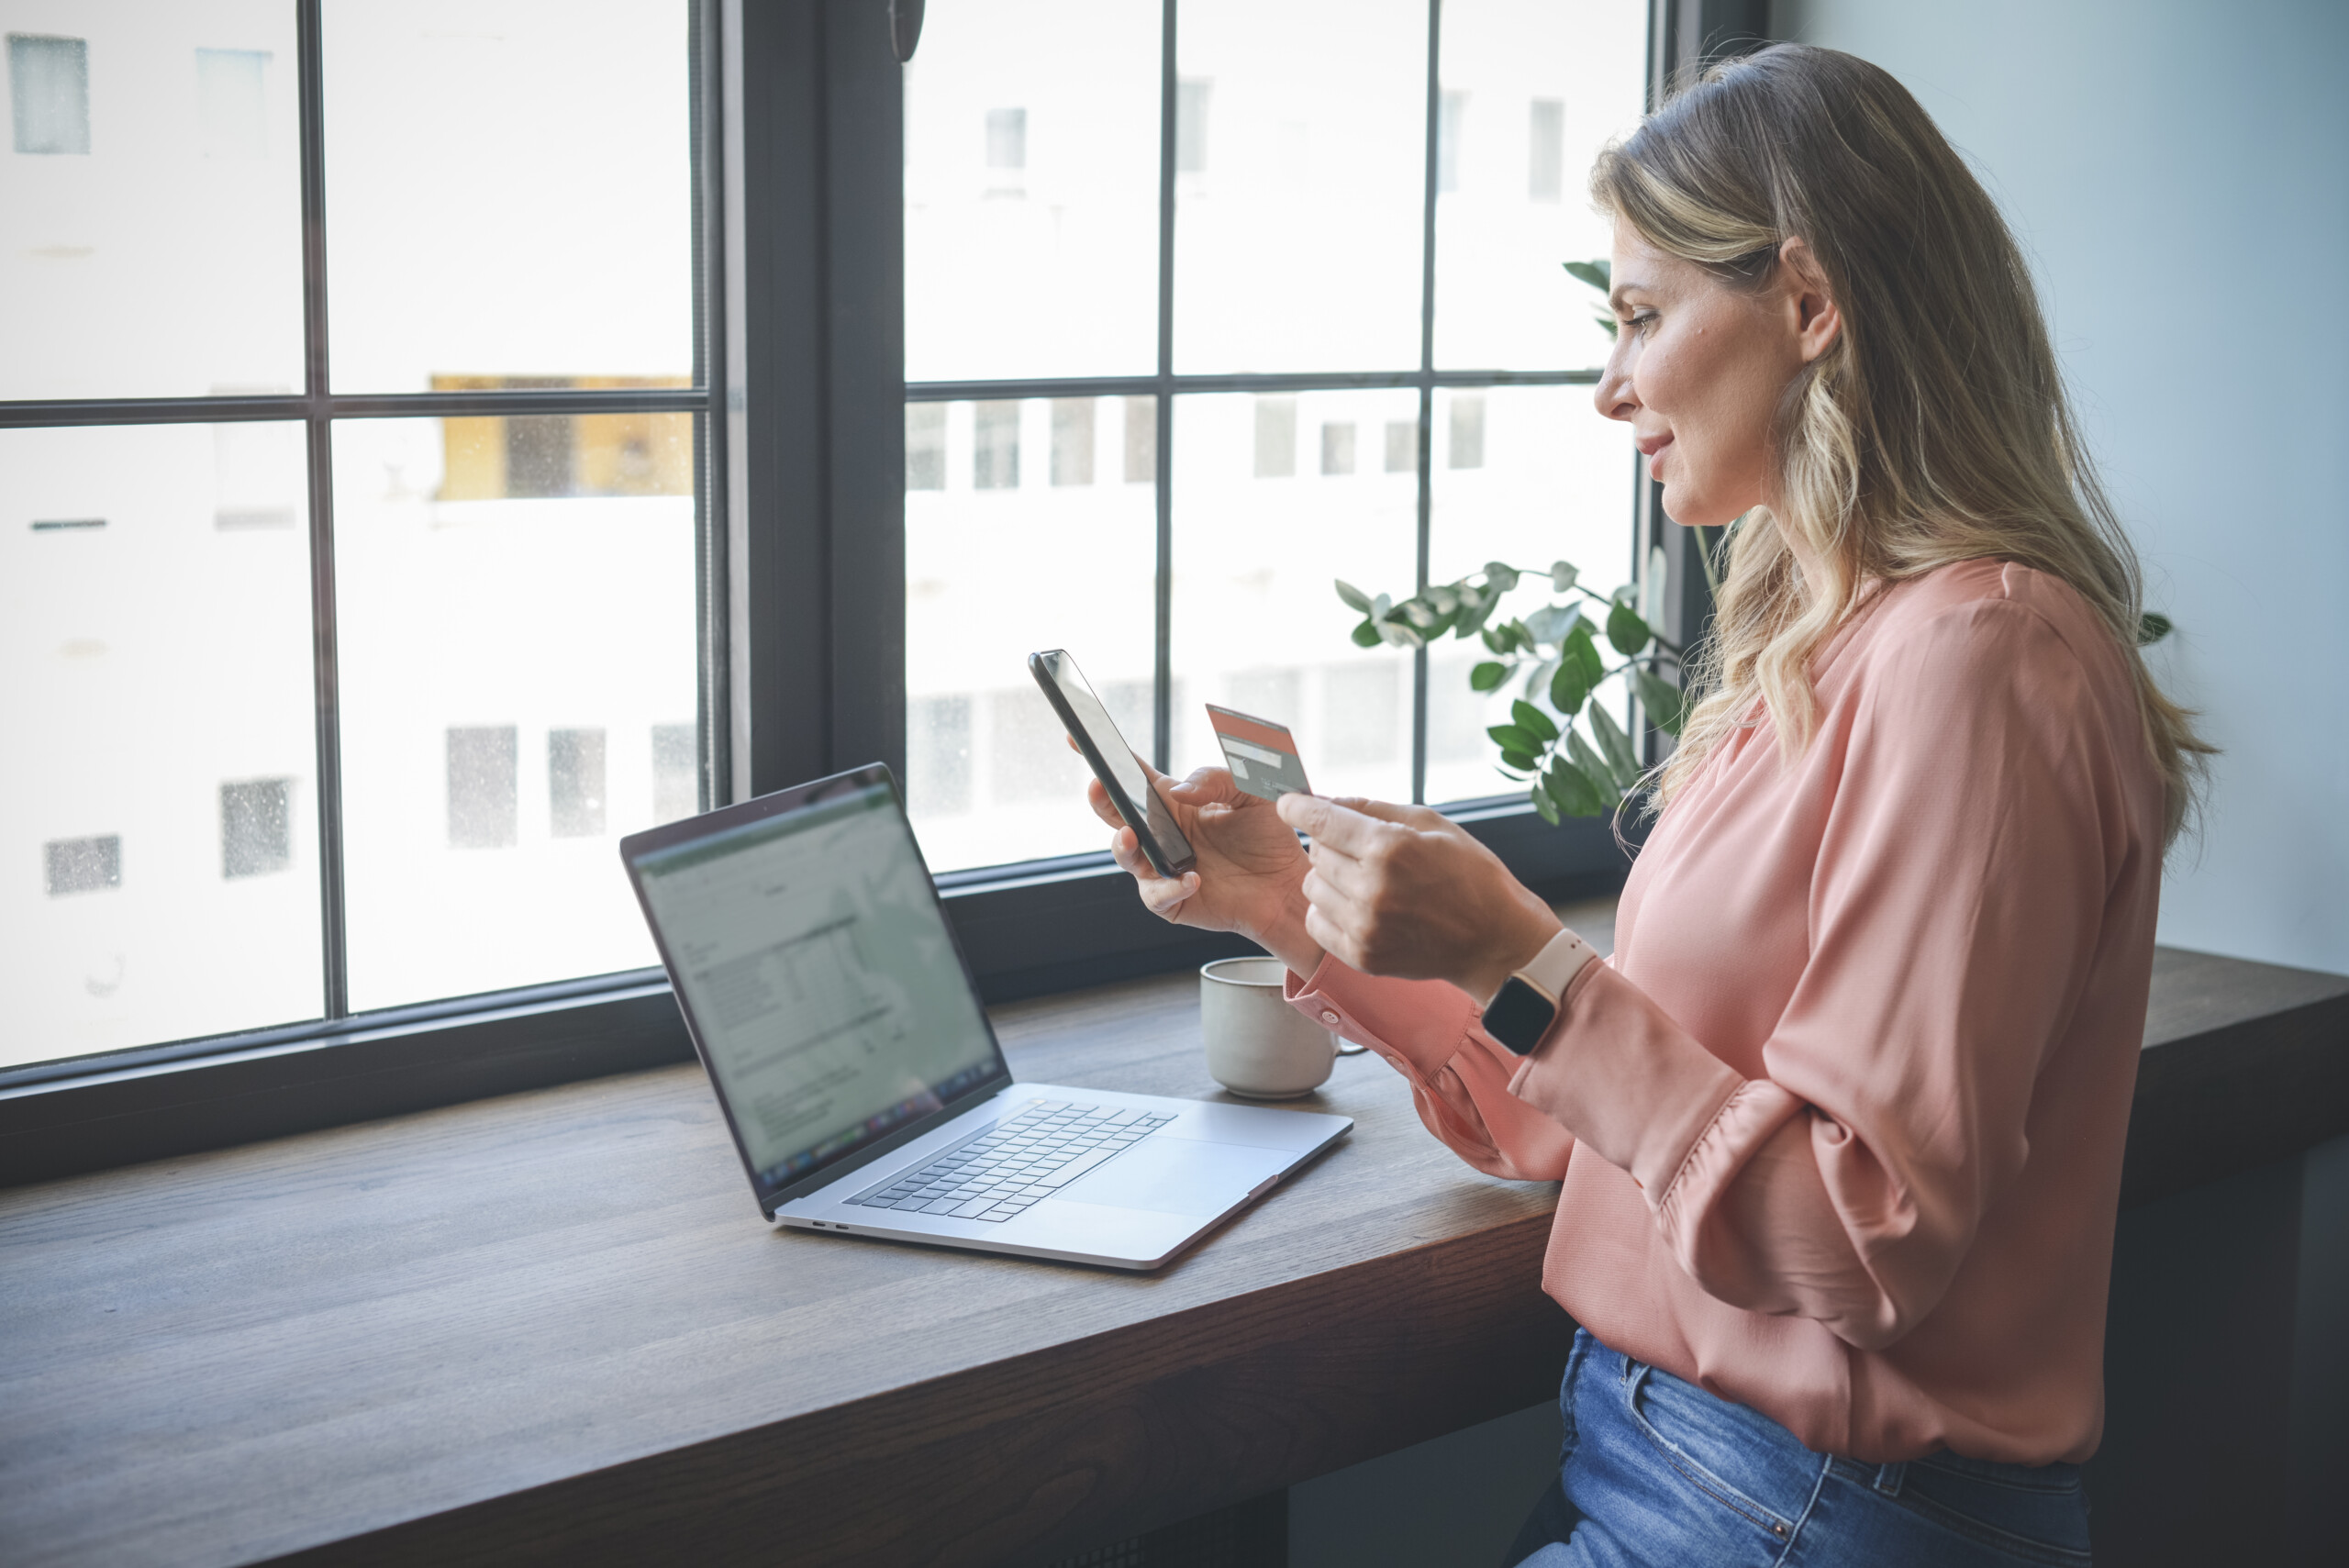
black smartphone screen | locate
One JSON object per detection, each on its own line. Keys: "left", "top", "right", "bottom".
{"left": 1028, "top": 650, "right": 1197, "bottom": 876}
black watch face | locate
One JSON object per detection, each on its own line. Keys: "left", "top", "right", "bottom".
{"left": 1484, "top": 977, "right": 1556, "bottom": 1055}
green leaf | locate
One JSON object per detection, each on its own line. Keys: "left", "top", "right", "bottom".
{"left": 1511, "top": 700, "right": 1559, "bottom": 744}
{"left": 1379, "top": 620, "right": 1424, "bottom": 649}
{"left": 1334, "top": 579, "right": 1373, "bottom": 614}
{"left": 1594, "top": 314, "right": 1618, "bottom": 340}
{"left": 1564, "top": 622, "right": 1606, "bottom": 687}
{"left": 1523, "top": 657, "right": 1558, "bottom": 702}
{"left": 1483, "top": 561, "right": 1520, "bottom": 592}
{"left": 1350, "top": 618, "right": 1382, "bottom": 648}
{"left": 1529, "top": 781, "right": 1562, "bottom": 826}
{"left": 1606, "top": 599, "right": 1654, "bottom": 657}
{"left": 1588, "top": 702, "right": 1643, "bottom": 790}
{"left": 1523, "top": 602, "right": 1583, "bottom": 646}
{"left": 1469, "top": 660, "right": 1508, "bottom": 692}
{"left": 1499, "top": 747, "right": 1542, "bottom": 773}
{"left": 1568, "top": 730, "right": 1621, "bottom": 809}
{"left": 1497, "top": 618, "right": 1532, "bottom": 653}
{"left": 1453, "top": 584, "right": 1499, "bottom": 639}
{"left": 1633, "top": 669, "right": 1687, "bottom": 738}
{"left": 1487, "top": 723, "right": 1542, "bottom": 754}
{"left": 2137, "top": 611, "right": 2174, "bottom": 646}
{"left": 1480, "top": 626, "right": 1508, "bottom": 654}
{"left": 1551, "top": 560, "right": 1579, "bottom": 594}
{"left": 1562, "top": 259, "right": 1610, "bottom": 293}
{"left": 1372, "top": 592, "right": 1393, "bottom": 619}
{"left": 1546, "top": 757, "right": 1605, "bottom": 817}
{"left": 1549, "top": 658, "right": 1591, "bottom": 718}
{"left": 1424, "top": 583, "right": 1461, "bottom": 615}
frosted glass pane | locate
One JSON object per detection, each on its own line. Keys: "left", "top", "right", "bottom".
{"left": 323, "top": 0, "right": 693, "bottom": 392}
{"left": 0, "top": 424, "right": 320, "bottom": 1067}
{"left": 1171, "top": 391, "right": 1419, "bottom": 806}
{"left": 1174, "top": 0, "right": 1428, "bottom": 373}
{"left": 905, "top": 398, "right": 1159, "bottom": 873}
{"left": 904, "top": 0, "right": 1161, "bottom": 381}
{"left": 1423, "top": 385, "right": 1636, "bottom": 807}
{"left": 0, "top": 3, "right": 302, "bottom": 398}
{"left": 334, "top": 416, "right": 698, "bottom": 1011}
{"left": 1432, "top": 0, "right": 1647, "bottom": 369}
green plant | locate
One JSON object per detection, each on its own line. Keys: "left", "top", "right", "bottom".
{"left": 1335, "top": 553, "right": 1684, "bottom": 824}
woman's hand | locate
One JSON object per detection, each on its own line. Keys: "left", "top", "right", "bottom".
{"left": 1275, "top": 794, "right": 1561, "bottom": 1002}
{"left": 1088, "top": 762, "right": 1323, "bottom": 977}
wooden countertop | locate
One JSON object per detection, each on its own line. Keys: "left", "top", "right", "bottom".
{"left": 1, "top": 903, "right": 2342, "bottom": 1568}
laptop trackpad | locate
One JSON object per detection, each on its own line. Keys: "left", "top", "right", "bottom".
{"left": 1052, "top": 1137, "right": 1290, "bottom": 1218}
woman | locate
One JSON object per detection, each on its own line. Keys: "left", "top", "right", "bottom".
{"left": 1090, "top": 43, "right": 2208, "bottom": 1568}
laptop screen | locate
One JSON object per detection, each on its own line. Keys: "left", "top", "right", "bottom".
{"left": 629, "top": 780, "right": 1004, "bottom": 1189}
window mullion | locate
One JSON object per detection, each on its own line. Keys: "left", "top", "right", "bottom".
{"left": 295, "top": 0, "right": 347, "bottom": 1018}
{"left": 1150, "top": 0, "right": 1179, "bottom": 773}
{"left": 1410, "top": 0, "right": 1444, "bottom": 805}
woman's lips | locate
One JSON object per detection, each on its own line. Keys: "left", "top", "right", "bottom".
{"left": 1638, "top": 433, "right": 1673, "bottom": 478}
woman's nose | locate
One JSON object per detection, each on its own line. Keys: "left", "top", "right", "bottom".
{"left": 1594, "top": 352, "right": 1639, "bottom": 423}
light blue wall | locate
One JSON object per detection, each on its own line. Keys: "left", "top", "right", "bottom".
{"left": 1775, "top": 0, "right": 2349, "bottom": 975}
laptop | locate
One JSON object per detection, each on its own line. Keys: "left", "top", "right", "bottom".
{"left": 618, "top": 763, "right": 1353, "bottom": 1271}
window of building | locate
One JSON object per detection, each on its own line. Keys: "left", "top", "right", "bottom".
{"left": 651, "top": 722, "right": 696, "bottom": 828}
{"left": 1528, "top": 96, "right": 1564, "bottom": 200}
{"left": 1320, "top": 421, "right": 1356, "bottom": 476}
{"left": 906, "top": 404, "right": 947, "bottom": 491}
{"left": 974, "top": 399, "right": 1020, "bottom": 488}
{"left": 447, "top": 727, "right": 518, "bottom": 850}
{"left": 196, "top": 48, "right": 270, "bottom": 161}
{"left": 985, "top": 106, "right": 1026, "bottom": 169}
{"left": 8, "top": 34, "right": 89, "bottom": 155}
{"left": 1052, "top": 398, "right": 1096, "bottom": 486}
{"left": 220, "top": 780, "right": 293, "bottom": 878}
{"left": 904, "top": 0, "right": 1647, "bottom": 873}
{"left": 548, "top": 728, "right": 607, "bottom": 839}
{"left": 45, "top": 835, "right": 120, "bottom": 896}
{"left": 1438, "top": 89, "right": 1468, "bottom": 194}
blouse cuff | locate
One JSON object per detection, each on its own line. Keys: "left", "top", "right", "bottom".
{"left": 1505, "top": 961, "right": 1760, "bottom": 1199}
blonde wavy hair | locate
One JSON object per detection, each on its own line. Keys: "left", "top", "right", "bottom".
{"left": 1593, "top": 45, "right": 2210, "bottom": 844}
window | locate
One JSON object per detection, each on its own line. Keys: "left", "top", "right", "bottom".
{"left": 4, "top": 1, "right": 710, "bottom": 1073}
{"left": 220, "top": 779, "right": 294, "bottom": 878}
{"left": 6, "top": 0, "right": 1655, "bottom": 1171}
{"left": 1528, "top": 96, "right": 1564, "bottom": 200}
{"left": 196, "top": 48, "right": 270, "bottom": 161}
{"left": 8, "top": 34, "right": 90, "bottom": 155}
{"left": 548, "top": 728, "right": 607, "bottom": 839}
{"left": 45, "top": 835, "right": 120, "bottom": 895}
{"left": 903, "top": 0, "right": 1647, "bottom": 872}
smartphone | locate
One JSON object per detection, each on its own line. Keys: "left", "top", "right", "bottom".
{"left": 1028, "top": 649, "right": 1197, "bottom": 878}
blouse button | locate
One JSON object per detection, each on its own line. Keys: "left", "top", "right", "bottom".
{"left": 1319, "top": 1009, "right": 1341, "bottom": 1025}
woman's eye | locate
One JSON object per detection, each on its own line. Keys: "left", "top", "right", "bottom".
{"left": 1628, "top": 311, "right": 1659, "bottom": 335}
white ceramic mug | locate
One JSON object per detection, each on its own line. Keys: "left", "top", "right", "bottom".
{"left": 1199, "top": 955, "right": 1337, "bottom": 1099}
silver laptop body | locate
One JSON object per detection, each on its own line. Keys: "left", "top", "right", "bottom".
{"left": 619, "top": 764, "right": 1351, "bottom": 1271}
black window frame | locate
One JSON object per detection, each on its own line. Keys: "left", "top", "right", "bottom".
{"left": 1, "top": 0, "right": 1723, "bottom": 1188}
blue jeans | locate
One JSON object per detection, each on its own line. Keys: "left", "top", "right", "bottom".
{"left": 1505, "top": 1330, "right": 2093, "bottom": 1567}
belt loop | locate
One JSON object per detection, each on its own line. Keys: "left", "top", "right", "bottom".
{"left": 1872, "top": 1462, "right": 1906, "bottom": 1497}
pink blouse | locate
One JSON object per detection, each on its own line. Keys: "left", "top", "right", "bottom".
{"left": 1286, "top": 561, "right": 2164, "bottom": 1465}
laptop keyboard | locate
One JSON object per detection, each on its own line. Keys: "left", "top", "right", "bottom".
{"left": 848, "top": 1099, "right": 1175, "bottom": 1223}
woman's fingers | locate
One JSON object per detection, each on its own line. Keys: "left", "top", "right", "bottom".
{"left": 1108, "top": 826, "right": 1197, "bottom": 919}
{"left": 1086, "top": 776, "right": 1128, "bottom": 829}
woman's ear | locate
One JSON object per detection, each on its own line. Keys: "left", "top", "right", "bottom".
{"left": 1778, "top": 237, "right": 1842, "bottom": 363}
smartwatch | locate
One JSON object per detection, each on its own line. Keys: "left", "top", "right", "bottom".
{"left": 1481, "top": 929, "right": 1598, "bottom": 1055}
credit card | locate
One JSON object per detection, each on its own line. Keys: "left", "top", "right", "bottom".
{"left": 1206, "top": 704, "right": 1313, "bottom": 802}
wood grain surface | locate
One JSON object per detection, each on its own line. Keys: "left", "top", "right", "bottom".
{"left": 4, "top": 899, "right": 2342, "bottom": 1568}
